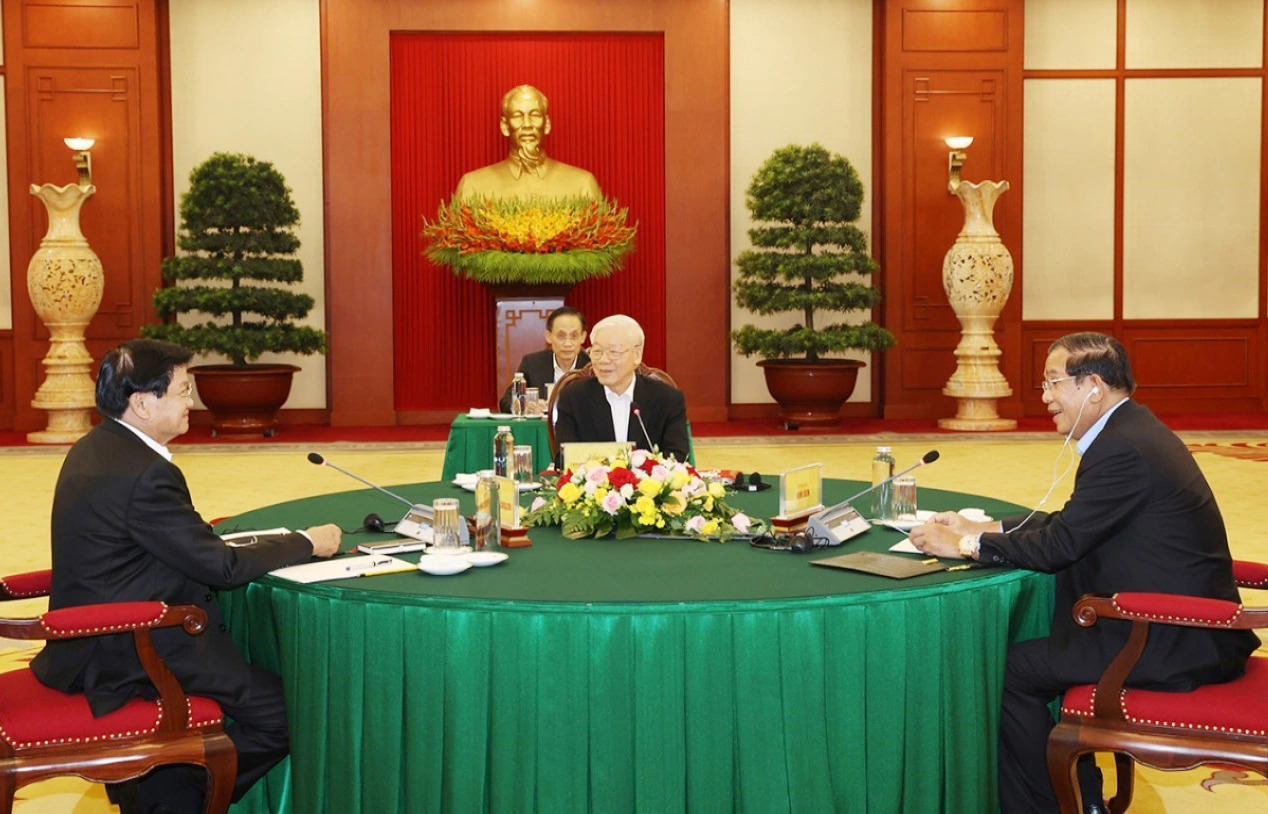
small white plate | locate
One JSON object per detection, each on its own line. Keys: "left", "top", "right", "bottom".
{"left": 454, "top": 480, "right": 540, "bottom": 492}
{"left": 466, "top": 551, "right": 509, "bottom": 567}
{"left": 425, "top": 545, "right": 472, "bottom": 556}
{"left": 879, "top": 510, "right": 936, "bottom": 533}
{"left": 417, "top": 557, "right": 472, "bottom": 576}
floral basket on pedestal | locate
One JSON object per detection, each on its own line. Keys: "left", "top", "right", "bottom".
{"left": 525, "top": 450, "right": 763, "bottom": 542}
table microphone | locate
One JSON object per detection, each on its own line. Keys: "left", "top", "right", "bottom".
{"left": 804, "top": 450, "right": 940, "bottom": 547}
{"left": 306, "top": 452, "right": 419, "bottom": 510}
{"left": 631, "top": 405, "right": 655, "bottom": 452}
{"left": 835, "top": 449, "right": 939, "bottom": 508}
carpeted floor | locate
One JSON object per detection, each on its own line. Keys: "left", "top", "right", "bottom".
{"left": 4, "top": 429, "right": 1267, "bottom": 812}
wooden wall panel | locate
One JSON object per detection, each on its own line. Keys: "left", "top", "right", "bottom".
{"left": 879, "top": 0, "right": 1024, "bottom": 421}
{"left": 0, "top": 333, "right": 12, "bottom": 426}
{"left": 322, "top": 0, "right": 730, "bottom": 425}
{"left": 2, "top": 0, "right": 164, "bottom": 431}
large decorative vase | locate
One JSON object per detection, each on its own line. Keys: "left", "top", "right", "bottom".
{"left": 26, "top": 183, "right": 104, "bottom": 444}
{"left": 939, "top": 180, "right": 1017, "bottom": 431}
{"left": 758, "top": 359, "right": 865, "bottom": 430}
{"left": 189, "top": 364, "right": 299, "bottom": 437}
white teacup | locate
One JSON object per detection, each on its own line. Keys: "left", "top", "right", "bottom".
{"left": 958, "top": 507, "right": 989, "bottom": 522}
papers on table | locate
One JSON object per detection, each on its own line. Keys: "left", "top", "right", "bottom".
{"left": 888, "top": 537, "right": 921, "bottom": 555}
{"left": 220, "top": 528, "right": 292, "bottom": 547}
{"left": 269, "top": 555, "right": 415, "bottom": 584}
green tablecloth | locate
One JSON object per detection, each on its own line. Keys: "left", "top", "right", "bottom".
{"left": 440, "top": 415, "right": 553, "bottom": 481}
{"left": 219, "top": 480, "right": 1052, "bottom": 813}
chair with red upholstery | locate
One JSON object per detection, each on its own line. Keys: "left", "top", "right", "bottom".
{"left": 0, "top": 569, "right": 236, "bottom": 813}
{"left": 545, "top": 362, "right": 679, "bottom": 456}
{"left": 1045, "top": 559, "right": 1268, "bottom": 813}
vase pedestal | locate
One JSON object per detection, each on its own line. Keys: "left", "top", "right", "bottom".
{"left": 25, "top": 183, "right": 103, "bottom": 444}
{"left": 488, "top": 284, "right": 572, "bottom": 397}
{"left": 939, "top": 180, "right": 1016, "bottom": 432}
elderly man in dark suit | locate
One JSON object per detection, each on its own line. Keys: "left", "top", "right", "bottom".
{"left": 911, "top": 332, "right": 1258, "bottom": 813}
{"left": 553, "top": 313, "right": 689, "bottom": 462}
{"left": 31, "top": 339, "right": 341, "bottom": 814}
{"left": 498, "top": 305, "right": 590, "bottom": 413}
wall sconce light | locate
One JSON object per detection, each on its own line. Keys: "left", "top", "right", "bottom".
{"left": 64, "top": 137, "right": 95, "bottom": 186}
{"left": 945, "top": 136, "right": 973, "bottom": 193}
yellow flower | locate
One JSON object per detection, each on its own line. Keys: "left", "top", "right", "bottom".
{"left": 613, "top": 457, "right": 628, "bottom": 469}
{"left": 670, "top": 470, "right": 689, "bottom": 489}
{"left": 594, "top": 487, "right": 608, "bottom": 503}
{"left": 558, "top": 482, "right": 582, "bottom": 504}
{"left": 703, "top": 496, "right": 714, "bottom": 512}
{"left": 637, "top": 512, "right": 658, "bottom": 527}
{"left": 656, "top": 516, "right": 666, "bottom": 528}
{"left": 662, "top": 491, "right": 686, "bottom": 515}
{"left": 638, "top": 478, "right": 663, "bottom": 497}
{"left": 635, "top": 495, "right": 657, "bottom": 515}
{"left": 708, "top": 481, "right": 727, "bottom": 499}
{"left": 700, "top": 519, "right": 720, "bottom": 536}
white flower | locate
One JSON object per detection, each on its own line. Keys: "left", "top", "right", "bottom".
{"left": 630, "top": 449, "right": 650, "bottom": 467}
{"left": 731, "top": 512, "right": 751, "bottom": 534}
{"left": 651, "top": 464, "right": 670, "bottom": 481}
{"left": 685, "top": 515, "right": 706, "bottom": 534}
{"left": 584, "top": 480, "right": 600, "bottom": 496}
{"left": 530, "top": 496, "right": 546, "bottom": 512}
{"left": 620, "top": 484, "right": 635, "bottom": 499}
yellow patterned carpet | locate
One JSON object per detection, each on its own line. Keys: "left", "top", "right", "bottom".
{"left": 3, "top": 432, "right": 1266, "bottom": 812}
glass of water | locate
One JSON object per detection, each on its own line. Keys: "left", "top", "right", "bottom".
{"left": 892, "top": 475, "right": 918, "bottom": 519}
{"left": 513, "top": 445, "right": 534, "bottom": 483}
{"left": 431, "top": 498, "right": 462, "bottom": 551}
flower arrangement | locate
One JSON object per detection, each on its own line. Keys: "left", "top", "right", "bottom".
{"left": 422, "top": 196, "right": 637, "bottom": 285}
{"left": 524, "top": 450, "right": 761, "bottom": 541}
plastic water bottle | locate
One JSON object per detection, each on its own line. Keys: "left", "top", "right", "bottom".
{"left": 493, "top": 425, "right": 515, "bottom": 477}
{"left": 871, "top": 446, "right": 896, "bottom": 520}
{"left": 474, "top": 470, "right": 501, "bottom": 550}
{"left": 510, "top": 373, "right": 527, "bottom": 417}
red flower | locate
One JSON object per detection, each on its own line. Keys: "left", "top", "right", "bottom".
{"left": 607, "top": 467, "right": 639, "bottom": 490}
{"left": 636, "top": 457, "right": 658, "bottom": 476}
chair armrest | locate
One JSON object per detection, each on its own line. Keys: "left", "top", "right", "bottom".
{"left": 1234, "top": 560, "right": 1268, "bottom": 590}
{"left": 0, "top": 569, "right": 52, "bottom": 599}
{"left": 1071, "top": 592, "right": 1268, "bottom": 720}
{"left": 0, "top": 602, "right": 208, "bottom": 641}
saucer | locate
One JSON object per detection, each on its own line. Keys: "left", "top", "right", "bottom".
{"left": 417, "top": 557, "right": 472, "bottom": 576}
{"left": 454, "top": 480, "right": 540, "bottom": 492}
{"left": 425, "top": 545, "right": 472, "bottom": 556}
{"left": 879, "top": 510, "right": 935, "bottom": 533}
{"left": 466, "top": 551, "right": 509, "bottom": 567}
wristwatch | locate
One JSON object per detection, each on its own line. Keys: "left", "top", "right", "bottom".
{"left": 958, "top": 533, "right": 981, "bottom": 560}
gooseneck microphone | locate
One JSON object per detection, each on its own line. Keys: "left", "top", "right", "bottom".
{"left": 631, "top": 405, "right": 656, "bottom": 452}
{"left": 306, "top": 452, "right": 418, "bottom": 510}
{"left": 835, "top": 449, "right": 940, "bottom": 508}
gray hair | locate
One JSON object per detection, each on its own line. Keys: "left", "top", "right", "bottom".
{"left": 590, "top": 314, "right": 644, "bottom": 348}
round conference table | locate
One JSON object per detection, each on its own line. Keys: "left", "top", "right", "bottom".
{"left": 218, "top": 479, "right": 1053, "bottom": 813}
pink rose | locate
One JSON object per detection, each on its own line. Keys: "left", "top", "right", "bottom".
{"left": 530, "top": 496, "right": 546, "bottom": 512}
{"left": 586, "top": 466, "right": 610, "bottom": 484}
{"left": 731, "top": 512, "right": 751, "bottom": 534}
{"left": 685, "top": 515, "right": 706, "bottom": 534}
{"left": 651, "top": 465, "right": 670, "bottom": 481}
{"left": 600, "top": 491, "right": 625, "bottom": 515}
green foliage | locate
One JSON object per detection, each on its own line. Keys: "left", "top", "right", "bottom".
{"left": 142, "top": 153, "right": 326, "bottom": 366}
{"left": 426, "top": 246, "right": 626, "bottom": 285}
{"left": 731, "top": 143, "right": 895, "bottom": 361}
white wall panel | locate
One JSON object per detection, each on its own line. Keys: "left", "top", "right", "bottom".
{"left": 1023, "top": 79, "right": 1115, "bottom": 320}
{"left": 1123, "top": 78, "right": 1260, "bottom": 319}
{"left": 1025, "top": 0, "right": 1116, "bottom": 70}
{"left": 1127, "top": 0, "right": 1263, "bottom": 68}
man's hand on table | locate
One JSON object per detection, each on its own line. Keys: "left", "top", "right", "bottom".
{"left": 908, "top": 512, "right": 1001, "bottom": 559}
{"left": 305, "top": 524, "right": 342, "bottom": 558}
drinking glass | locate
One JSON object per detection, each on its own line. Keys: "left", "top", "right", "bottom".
{"left": 431, "top": 497, "right": 462, "bottom": 551}
{"left": 524, "top": 387, "right": 541, "bottom": 415}
{"left": 892, "top": 475, "right": 918, "bottom": 519}
{"left": 513, "top": 445, "right": 534, "bottom": 483}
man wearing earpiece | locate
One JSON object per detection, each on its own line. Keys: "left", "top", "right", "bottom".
{"left": 910, "top": 332, "right": 1256, "bottom": 814}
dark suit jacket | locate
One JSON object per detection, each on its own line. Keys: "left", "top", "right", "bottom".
{"left": 31, "top": 419, "right": 314, "bottom": 716}
{"left": 499, "top": 349, "right": 590, "bottom": 413}
{"left": 554, "top": 373, "right": 690, "bottom": 462}
{"left": 979, "top": 399, "right": 1258, "bottom": 689}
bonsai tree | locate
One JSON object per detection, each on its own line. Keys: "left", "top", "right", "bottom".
{"left": 731, "top": 143, "right": 894, "bottom": 361}
{"left": 143, "top": 152, "right": 326, "bottom": 365}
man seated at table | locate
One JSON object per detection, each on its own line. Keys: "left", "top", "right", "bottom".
{"left": 31, "top": 338, "right": 342, "bottom": 814}
{"left": 499, "top": 305, "right": 590, "bottom": 413}
{"left": 909, "top": 331, "right": 1257, "bottom": 814}
{"left": 554, "top": 313, "right": 689, "bottom": 462}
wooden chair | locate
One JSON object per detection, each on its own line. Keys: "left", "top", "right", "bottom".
{"left": 0, "top": 569, "right": 236, "bottom": 813}
{"left": 1046, "top": 560, "right": 1268, "bottom": 813}
{"left": 545, "top": 362, "right": 679, "bottom": 456}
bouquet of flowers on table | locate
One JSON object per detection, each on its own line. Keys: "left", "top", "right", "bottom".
{"left": 525, "top": 450, "right": 763, "bottom": 542}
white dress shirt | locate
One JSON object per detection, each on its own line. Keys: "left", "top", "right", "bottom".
{"left": 603, "top": 378, "right": 637, "bottom": 443}
{"left": 113, "top": 417, "right": 173, "bottom": 461}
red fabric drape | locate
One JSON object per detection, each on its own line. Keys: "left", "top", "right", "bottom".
{"left": 389, "top": 33, "right": 666, "bottom": 410}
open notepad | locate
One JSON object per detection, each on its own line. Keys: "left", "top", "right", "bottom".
{"left": 269, "top": 555, "right": 415, "bottom": 584}
{"left": 811, "top": 551, "right": 945, "bottom": 579}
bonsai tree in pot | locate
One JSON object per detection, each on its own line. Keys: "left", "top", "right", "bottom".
{"left": 732, "top": 143, "right": 895, "bottom": 429}
{"left": 143, "top": 152, "right": 326, "bottom": 436}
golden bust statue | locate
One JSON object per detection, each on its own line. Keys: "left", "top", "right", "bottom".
{"left": 455, "top": 85, "right": 602, "bottom": 201}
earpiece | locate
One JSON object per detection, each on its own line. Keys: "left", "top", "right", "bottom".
{"left": 362, "top": 513, "right": 385, "bottom": 533}
{"left": 1091, "top": 386, "right": 1100, "bottom": 395}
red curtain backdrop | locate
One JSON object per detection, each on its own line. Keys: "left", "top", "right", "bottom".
{"left": 389, "top": 33, "right": 666, "bottom": 411}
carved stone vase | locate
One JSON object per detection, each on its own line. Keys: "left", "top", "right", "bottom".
{"left": 938, "top": 180, "right": 1017, "bottom": 431}
{"left": 26, "top": 183, "right": 104, "bottom": 443}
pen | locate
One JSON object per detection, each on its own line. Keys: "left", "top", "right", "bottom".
{"left": 345, "top": 558, "right": 392, "bottom": 573}
{"left": 945, "top": 563, "right": 980, "bottom": 572}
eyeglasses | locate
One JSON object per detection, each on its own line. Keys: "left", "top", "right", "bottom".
{"left": 170, "top": 383, "right": 195, "bottom": 400}
{"left": 1039, "top": 375, "right": 1077, "bottom": 392}
{"left": 589, "top": 346, "right": 635, "bottom": 361}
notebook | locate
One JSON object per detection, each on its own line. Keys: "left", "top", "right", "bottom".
{"left": 811, "top": 551, "right": 946, "bottom": 579}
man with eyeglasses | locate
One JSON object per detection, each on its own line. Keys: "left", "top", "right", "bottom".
{"left": 498, "top": 306, "right": 590, "bottom": 413}
{"left": 32, "top": 338, "right": 341, "bottom": 813}
{"left": 909, "top": 332, "right": 1256, "bottom": 814}
{"left": 553, "top": 314, "right": 689, "bottom": 462}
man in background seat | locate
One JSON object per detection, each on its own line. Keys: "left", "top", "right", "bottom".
{"left": 499, "top": 306, "right": 589, "bottom": 413}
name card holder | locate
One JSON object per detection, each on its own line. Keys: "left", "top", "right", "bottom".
{"left": 495, "top": 475, "right": 531, "bottom": 547}
{"left": 770, "top": 463, "right": 824, "bottom": 535}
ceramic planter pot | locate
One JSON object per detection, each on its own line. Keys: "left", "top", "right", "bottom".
{"left": 189, "top": 364, "right": 299, "bottom": 437}
{"left": 758, "top": 359, "right": 865, "bottom": 429}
